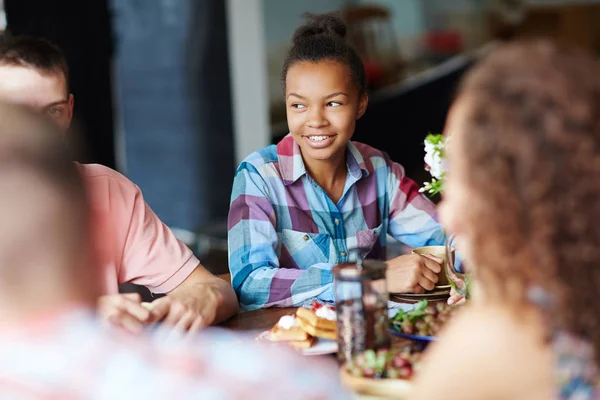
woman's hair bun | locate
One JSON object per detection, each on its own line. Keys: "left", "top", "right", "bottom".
{"left": 291, "top": 12, "right": 347, "bottom": 45}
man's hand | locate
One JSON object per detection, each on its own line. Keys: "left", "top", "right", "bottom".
{"left": 97, "top": 293, "right": 151, "bottom": 334}
{"left": 99, "top": 265, "right": 238, "bottom": 338}
{"left": 386, "top": 253, "right": 443, "bottom": 294}
{"left": 146, "top": 282, "right": 223, "bottom": 335}
{"left": 159, "top": 264, "right": 238, "bottom": 329}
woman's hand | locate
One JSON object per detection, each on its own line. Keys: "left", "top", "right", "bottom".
{"left": 386, "top": 253, "right": 443, "bottom": 293}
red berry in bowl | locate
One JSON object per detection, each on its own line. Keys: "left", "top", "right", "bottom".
{"left": 392, "top": 355, "right": 409, "bottom": 369}
{"left": 363, "top": 367, "right": 375, "bottom": 378}
{"left": 399, "top": 366, "right": 413, "bottom": 379}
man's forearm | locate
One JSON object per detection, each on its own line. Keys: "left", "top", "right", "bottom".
{"left": 168, "top": 264, "right": 238, "bottom": 325}
{"left": 209, "top": 279, "right": 239, "bottom": 324}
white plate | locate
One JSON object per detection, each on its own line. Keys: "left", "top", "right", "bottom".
{"left": 303, "top": 338, "right": 338, "bottom": 356}
{"left": 256, "top": 330, "right": 338, "bottom": 356}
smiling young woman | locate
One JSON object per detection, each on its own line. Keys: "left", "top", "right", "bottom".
{"left": 227, "top": 13, "right": 446, "bottom": 311}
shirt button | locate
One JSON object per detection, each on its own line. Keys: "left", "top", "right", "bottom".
{"left": 334, "top": 219, "right": 340, "bottom": 225}
{"left": 303, "top": 235, "right": 310, "bottom": 241}
{"left": 340, "top": 251, "right": 347, "bottom": 257}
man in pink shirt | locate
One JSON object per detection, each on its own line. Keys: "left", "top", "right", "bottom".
{"left": 0, "top": 35, "right": 238, "bottom": 332}
{"left": 0, "top": 103, "right": 347, "bottom": 400}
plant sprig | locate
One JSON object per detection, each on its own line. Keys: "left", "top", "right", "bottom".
{"left": 421, "top": 133, "right": 446, "bottom": 197}
{"left": 425, "top": 132, "right": 444, "bottom": 146}
{"left": 391, "top": 300, "right": 428, "bottom": 324}
{"left": 419, "top": 176, "right": 444, "bottom": 196}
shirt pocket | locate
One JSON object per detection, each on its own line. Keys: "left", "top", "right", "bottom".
{"left": 280, "top": 229, "right": 331, "bottom": 267}
{"left": 354, "top": 224, "right": 384, "bottom": 257}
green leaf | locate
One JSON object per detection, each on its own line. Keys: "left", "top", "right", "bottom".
{"left": 364, "top": 349, "right": 377, "bottom": 368}
{"left": 376, "top": 351, "right": 387, "bottom": 373}
{"left": 391, "top": 308, "right": 407, "bottom": 322}
{"left": 425, "top": 133, "right": 444, "bottom": 145}
{"left": 414, "top": 299, "right": 428, "bottom": 312}
{"left": 407, "top": 300, "right": 428, "bottom": 321}
{"left": 421, "top": 175, "right": 444, "bottom": 197}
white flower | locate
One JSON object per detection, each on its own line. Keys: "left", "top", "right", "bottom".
{"left": 424, "top": 140, "right": 445, "bottom": 179}
{"left": 421, "top": 133, "right": 446, "bottom": 197}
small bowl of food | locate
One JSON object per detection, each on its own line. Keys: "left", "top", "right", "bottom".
{"left": 390, "top": 300, "right": 459, "bottom": 349}
{"left": 340, "top": 346, "right": 422, "bottom": 398}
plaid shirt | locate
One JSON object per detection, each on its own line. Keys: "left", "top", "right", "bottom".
{"left": 228, "top": 135, "right": 445, "bottom": 311}
{"left": 0, "top": 307, "right": 348, "bottom": 400}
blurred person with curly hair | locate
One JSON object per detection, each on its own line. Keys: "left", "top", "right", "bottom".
{"left": 411, "top": 41, "right": 599, "bottom": 399}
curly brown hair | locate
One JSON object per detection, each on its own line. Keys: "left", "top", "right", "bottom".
{"left": 456, "top": 40, "right": 600, "bottom": 362}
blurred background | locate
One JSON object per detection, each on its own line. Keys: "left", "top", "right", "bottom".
{"left": 1, "top": 0, "right": 599, "bottom": 279}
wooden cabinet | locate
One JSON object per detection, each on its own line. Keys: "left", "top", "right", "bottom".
{"left": 518, "top": 3, "right": 600, "bottom": 53}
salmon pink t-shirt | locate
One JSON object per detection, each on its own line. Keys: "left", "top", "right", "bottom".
{"left": 79, "top": 163, "right": 199, "bottom": 295}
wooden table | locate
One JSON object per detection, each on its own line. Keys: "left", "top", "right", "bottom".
{"left": 220, "top": 307, "right": 292, "bottom": 332}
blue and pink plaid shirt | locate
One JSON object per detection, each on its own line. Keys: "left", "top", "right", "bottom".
{"left": 228, "top": 135, "right": 445, "bottom": 311}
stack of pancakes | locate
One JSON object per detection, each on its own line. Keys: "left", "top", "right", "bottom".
{"left": 269, "top": 315, "right": 314, "bottom": 349}
{"left": 269, "top": 305, "right": 337, "bottom": 349}
{"left": 296, "top": 307, "right": 337, "bottom": 340}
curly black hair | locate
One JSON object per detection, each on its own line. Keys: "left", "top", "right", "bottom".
{"left": 281, "top": 12, "right": 366, "bottom": 94}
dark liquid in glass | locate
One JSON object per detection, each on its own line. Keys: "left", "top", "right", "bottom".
{"left": 336, "top": 289, "right": 390, "bottom": 364}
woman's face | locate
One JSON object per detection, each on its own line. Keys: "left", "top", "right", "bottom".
{"left": 285, "top": 60, "right": 368, "bottom": 165}
{"left": 439, "top": 99, "right": 477, "bottom": 263}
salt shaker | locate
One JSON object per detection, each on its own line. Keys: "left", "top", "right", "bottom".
{"left": 333, "top": 259, "right": 390, "bottom": 364}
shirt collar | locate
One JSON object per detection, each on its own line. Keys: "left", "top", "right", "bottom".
{"left": 277, "top": 134, "right": 370, "bottom": 186}
{"left": 346, "top": 141, "right": 369, "bottom": 180}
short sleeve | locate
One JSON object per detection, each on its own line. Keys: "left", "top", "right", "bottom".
{"left": 120, "top": 186, "right": 199, "bottom": 293}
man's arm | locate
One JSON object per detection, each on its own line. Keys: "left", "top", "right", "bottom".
{"left": 162, "top": 264, "right": 238, "bottom": 325}
{"left": 98, "top": 265, "right": 239, "bottom": 334}
{"left": 96, "top": 173, "right": 237, "bottom": 332}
